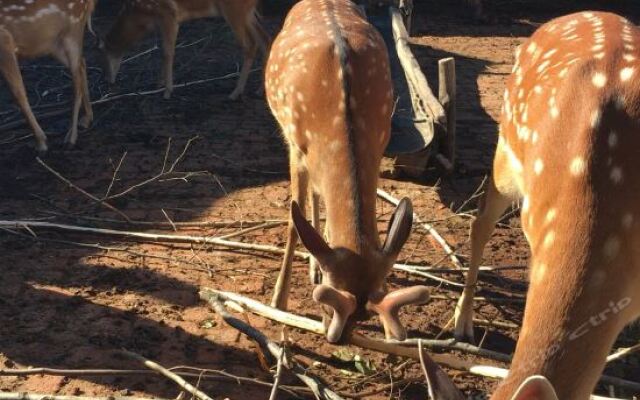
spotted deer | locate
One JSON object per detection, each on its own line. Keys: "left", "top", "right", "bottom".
{"left": 0, "top": 0, "right": 95, "bottom": 153}
{"left": 425, "top": 11, "right": 640, "bottom": 400}
{"left": 99, "top": 0, "right": 270, "bottom": 100}
{"left": 265, "top": 0, "right": 430, "bottom": 343}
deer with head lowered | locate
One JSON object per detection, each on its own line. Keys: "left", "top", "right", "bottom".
{"left": 427, "top": 11, "right": 640, "bottom": 400}
{"left": 0, "top": 0, "right": 95, "bottom": 153}
{"left": 98, "top": 0, "right": 270, "bottom": 100}
{"left": 265, "top": 0, "right": 430, "bottom": 343}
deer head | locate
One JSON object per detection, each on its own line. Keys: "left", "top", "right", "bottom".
{"left": 292, "top": 198, "right": 430, "bottom": 342}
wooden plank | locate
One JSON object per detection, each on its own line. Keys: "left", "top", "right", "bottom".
{"left": 389, "top": 7, "right": 446, "bottom": 127}
{"left": 438, "top": 57, "right": 457, "bottom": 170}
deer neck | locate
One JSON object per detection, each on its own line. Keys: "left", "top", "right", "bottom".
{"left": 492, "top": 207, "right": 636, "bottom": 399}
{"left": 321, "top": 156, "right": 381, "bottom": 257}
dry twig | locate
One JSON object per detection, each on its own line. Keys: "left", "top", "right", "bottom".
{"left": 199, "top": 288, "right": 640, "bottom": 393}
{"left": 0, "top": 394, "right": 166, "bottom": 400}
{"left": 607, "top": 342, "right": 640, "bottom": 363}
{"left": 122, "top": 350, "right": 213, "bottom": 400}
{"left": 268, "top": 348, "right": 286, "bottom": 400}
{"left": 203, "top": 293, "right": 345, "bottom": 400}
{"left": 36, "top": 157, "right": 132, "bottom": 222}
{"left": 0, "top": 220, "right": 309, "bottom": 258}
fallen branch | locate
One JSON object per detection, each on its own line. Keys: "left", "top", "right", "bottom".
{"left": 607, "top": 342, "right": 640, "bottom": 363}
{"left": 0, "top": 367, "right": 307, "bottom": 396}
{"left": 1, "top": 220, "right": 455, "bottom": 286}
{"left": 377, "top": 189, "right": 465, "bottom": 270}
{"left": 388, "top": 337, "right": 511, "bottom": 362}
{"left": 268, "top": 348, "right": 285, "bottom": 400}
{"left": 0, "top": 220, "right": 308, "bottom": 258}
{"left": 394, "top": 264, "right": 464, "bottom": 287}
{"left": 0, "top": 70, "right": 258, "bottom": 131}
{"left": 0, "top": 394, "right": 166, "bottom": 400}
{"left": 473, "top": 318, "right": 519, "bottom": 330}
{"left": 44, "top": 212, "right": 289, "bottom": 230}
{"left": 122, "top": 350, "right": 213, "bottom": 400}
{"left": 36, "top": 157, "right": 131, "bottom": 223}
{"left": 203, "top": 293, "right": 345, "bottom": 400}
{"left": 200, "top": 288, "right": 473, "bottom": 370}
{"left": 199, "top": 288, "right": 640, "bottom": 392}
{"left": 103, "top": 137, "right": 198, "bottom": 202}
{"left": 430, "top": 294, "right": 525, "bottom": 304}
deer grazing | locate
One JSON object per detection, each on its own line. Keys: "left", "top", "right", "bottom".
{"left": 427, "top": 11, "right": 640, "bottom": 400}
{"left": 99, "top": 0, "right": 270, "bottom": 100}
{"left": 0, "top": 0, "right": 95, "bottom": 153}
{"left": 265, "top": 0, "right": 430, "bottom": 343}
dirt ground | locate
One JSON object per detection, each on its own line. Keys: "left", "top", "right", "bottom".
{"left": 1, "top": 1, "right": 639, "bottom": 399}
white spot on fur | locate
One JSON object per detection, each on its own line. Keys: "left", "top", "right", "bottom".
{"left": 608, "top": 131, "right": 618, "bottom": 148}
{"left": 570, "top": 157, "right": 586, "bottom": 176}
{"left": 522, "top": 196, "right": 530, "bottom": 213}
{"left": 590, "top": 110, "right": 601, "bottom": 128}
{"left": 622, "top": 213, "right": 634, "bottom": 230}
{"left": 620, "top": 67, "right": 635, "bottom": 82}
{"left": 592, "top": 72, "right": 607, "bottom": 88}
{"left": 603, "top": 235, "right": 621, "bottom": 261}
{"left": 545, "top": 208, "right": 557, "bottom": 224}
{"left": 610, "top": 166, "right": 623, "bottom": 184}
{"left": 534, "top": 159, "right": 544, "bottom": 175}
{"left": 543, "top": 231, "right": 556, "bottom": 249}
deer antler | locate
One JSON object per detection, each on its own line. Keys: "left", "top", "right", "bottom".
{"left": 312, "top": 285, "right": 357, "bottom": 343}
{"left": 367, "top": 286, "right": 430, "bottom": 340}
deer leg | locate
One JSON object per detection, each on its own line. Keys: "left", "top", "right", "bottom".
{"left": 454, "top": 174, "right": 513, "bottom": 342}
{"left": 53, "top": 37, "right": 83, "bottom": 147}
{"left": 228, "top": 24, "right": 257, "bottom": 100}
{"left": 271, "top": 150, "right": 309, "bottom": 310}
{"left": 0, "top": 31, "right": 48, "bottom": 154}
{"left": 78, "top": 58, "right": 93, "bottom": 129}
{"left": 159, "top": 17, "right": 178, "bottom": 99}
{"left": 309, "top": 191, "right": 322, "bottom": 284}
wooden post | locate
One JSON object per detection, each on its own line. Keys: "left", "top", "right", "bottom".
{"left": 438, "top": 57, "right": 456, "bottom": 171}
{"left": 399, "top": 0, "right": 414, "bottom": 35}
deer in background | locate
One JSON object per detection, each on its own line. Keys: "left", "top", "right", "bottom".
{"left": 98, "top": 0, "right": 270, "bottom": 100}
{"left": 265, "top": 0, "right": 430, "bottom": 343}
{"left": 427, "top": 11, "right": 640, "bottom": 400}
{"left": 0, "top": 0, "right": 95, "bottom": 153}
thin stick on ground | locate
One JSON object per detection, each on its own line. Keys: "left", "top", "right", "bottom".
{"left": 0, "top": 394, "right": 168, "bottom": 400}
{"left": 377, "top": 189, "right": 465, "bottom": 269}
{"left": 204, "top": 293, "right": 345, "bottom": 400}
{"left": 268, "top": 347, "right": 286, "bottom": 400}
{"left": 36, "top": 157, "right": 132, "bottom": 223}
{"left": 607, "top": 342, "right": 640, "bottom": 363}
{"left": 0, "top": 220, "right": 452, "bottom": 285}
{"left": 217, "top": 221, "right": 286, "bottom": 240}
{"left": 44, "top": 212, "right": 289, "bottom": 229}
{"left": 0, "top": 220, "right": 309, "bottom": 258}
{"left": 388, "top": 337, "right": 511, "bottom": 362}
{"left": 0, "top": 367, "right": 308, "bottom": 397}
{"left": 122, "top": 350, "right": 214, "bottom": 400}
{"left": 0, "top": 70, "right": 259, "bottom": 132}
{"left": 199, "top": 288, "right": 640, "bottom": 393}
{"left": 103, "top": 136, "right": 198, "bottom": 201}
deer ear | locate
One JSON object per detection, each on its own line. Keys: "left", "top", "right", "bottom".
{"left": 291, "top": 201, "right": 333, "bottom": 267}
{"left": 419, "top": 344, "right": 466, "bottom": 400}
{"left": 383, "top": 197, "right": 413, "bottom": 257}
{"left": 511, "top": 376, "right": 559, "bottom": 400}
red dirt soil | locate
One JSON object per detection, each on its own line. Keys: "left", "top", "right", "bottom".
{"left": 0, "top": 1, "right": 638, "bottom": 399}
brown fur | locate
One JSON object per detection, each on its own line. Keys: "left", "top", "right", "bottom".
{"left": 455, "top": 11, "right": 640, "bottom": 399}
{"left": 100, "top": 0, "right": 270, "bottom": 99}
{"left": 265, "top": 0, "right": 429, "bottom": 343}
{"left": 0, "top": 0, "right": 95, "bottom": 152}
